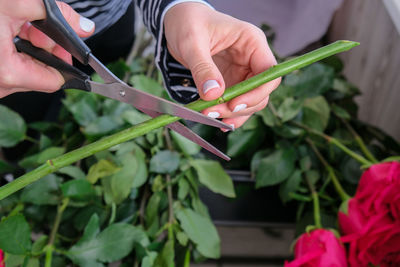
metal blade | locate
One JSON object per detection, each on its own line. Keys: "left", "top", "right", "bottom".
{"left": 139, "top": 107, "right": 230, "bottom": 161}
{"left": 89, "top": 81, "right": 234, "bottom": 130}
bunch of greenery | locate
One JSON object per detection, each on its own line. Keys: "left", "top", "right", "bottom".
{"left": 0, "top": 40, "right": 391, "bottom": 267}
{"left": 224, "top": 56, "right": 400, "bottom": 233}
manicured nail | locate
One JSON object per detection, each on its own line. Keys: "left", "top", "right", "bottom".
{"left": 203, "top": 80, "right": 220, "bottom": 94}
{"left": 221, "top": 124, "right": 235, "bottom": 133}
{"left": 233, "top": 104, "right": 247, "bottom": 113}
{"left": 207, "top": 112, "right": 220, "bottom": 118}
{"left": 80, "top": 16, "right": 95, "bottom": 32}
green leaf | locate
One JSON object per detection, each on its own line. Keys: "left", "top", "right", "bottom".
{"left": 0, "top": 214, "right": 31, "bottom": 254}
{"left": 301, "top": 96, "right": 330, "bottom": 132}
{"left": 170, "top": 130, "right": 201, "bottom": 156}
{"left": 39, "top": 134, "right": 52, "bottom": 150}
{"left": 87, "top": 159, "right": 120, "bottom": 184}
{"left": 255, "top": 148, "right": 296, "bottom": 188}
{"left": 122, "top": 109, "right": 150, "bottom": 126}
{"left": 279, "top": 170, "right": 302, "bottom": 203}
{"left": 150, "top": 150, "right": 180, "bottom": 174}
{"left": 175, "top": 208, "right": 220, "bottom": 259}
{"left": 4, "top": 254, "right": 25, "bottom": 267}
{"left": 0, "top": 159, "right": 15, "bottom": 173}
{"left": 58, "top": 166, "right": 86, "bottom": 180}
{"left": 64, "top": 95, "right": 98, "bottom": 127}
{"left": 84, "top": 116, "right": 122, "bottom": 137}
{"left": 0, "top": 105, "right": 27, "bottom": 147}
{"left": 61, "top": 179, "right": 95, "bottom": 200}
{"left": 21, "top": 174, "right": 60, "bottom": 205}
{"left": 107, "top": 154, "right": 138, "bottom": 204}
{"left": 283, "top": 63, "right": 334, "bottom": 98}
{"left": 68, "top": 223, "right": 142, "bottom": 264}
{"left": 178, "top": 178, "right": 190, "bottom": 200}
{"left": 277, "top": 98, "right": 303, "bottom": 122}
{"left": 176, "top": 231, "right": 189, "bottom": 246}
{"left": 142, "top": 252, "right": 158, "bottom": 267}
{"left": 153, "top": 240, "right": 174, "bottom": 267}
{"left": 19, "top": 147, "right": 65, "bottom": 169}
{"left": 79, "top": 214, "right": 100, "bottom": 244}
{"left": 32, "top": 235, "right": 48, "bottom": 254}
{"left": 130, "top": 75, "right": 164, "bottom": 97}
{"left": 191, "top": 159, "right": 235, "bottom": 198}
{"left": 227, "top": 126, "right": 265, "bottom": 157}
{"left": 331, "top": 104, "right": 351, "bottom": 120}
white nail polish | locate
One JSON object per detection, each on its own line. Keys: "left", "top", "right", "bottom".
{"left": 207, "top": 112, "right": 220, "bottom": 118}
{"left": 233, "top": 104, "right": 247, "bottom": 113}
{"left": 203, "top": 80, "right": 219, "bottom": 94}
{"left": 230, "top": 124, "right": 235, "bottom": 131}
{"left": 80, "top": 16, "right": 95, "bottom": 32}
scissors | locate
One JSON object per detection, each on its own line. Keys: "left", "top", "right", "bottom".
{"left": 14, "top": 0, "right": 232, "bottom": 160}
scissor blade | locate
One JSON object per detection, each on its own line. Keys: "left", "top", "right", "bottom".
{"left": 139, "top": 107, "right": 230, "bottom": 161}
{"left": 89, "top": 81, "right": 233, "bottom": 130}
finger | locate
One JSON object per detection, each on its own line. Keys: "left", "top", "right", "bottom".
{"left": 227, "top": 77, "right": 280, "bottom": 113}
{"left": 203, "top": 95, "right": 269, "bottom": 119}
{"left": 56, "top": 1, "right": 95, "bottom": 38}
{"left": 227, "top": 35, "right": 280, "bottom": 112}
{"left": 179, "top": 38, "right": 225, "bottom": 101}
{"left": 1, "top": 44, "right": 64, "bottom": 92}
{"left": 221, "top": 115, "right": 252, "bottom": 132}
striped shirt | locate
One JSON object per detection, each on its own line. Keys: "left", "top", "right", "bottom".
{"left": 63, "top": 0, "right": 213, "bottom": 104}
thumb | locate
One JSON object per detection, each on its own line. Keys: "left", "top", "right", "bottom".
{"left": 184, "top": 46, "right": 224, "bottom": 101}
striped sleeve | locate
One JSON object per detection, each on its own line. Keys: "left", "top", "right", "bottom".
{"left": 135, "top": 0, "right": 214, "bottom": 104}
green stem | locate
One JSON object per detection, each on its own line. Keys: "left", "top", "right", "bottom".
{"left": 183, "top": 248, "right": 191, "bottom": 267}
{"left": 0, "top": 40, "right": 359, "bottom": 201}
{"left": 306, "top": 139, "right": 351, "bottom": 201}
{"left": 329, "top": 138, "right": 371, "bottom": 166}
{"left": 304, "top": 175, "right": 322, "bottom": 228}
{"left": 108, "top": 202, "right": 117, "bottom": 225}
{"left": 292, "top": 121, "right": 371, "bottom": 166}
{"left": 49, "top": 198, "right": 69, "bottom": 245}
{"left": 44, "top": 246, "right": 53, "bottom": 267}
{"left": 340, "top": 118, "right": 378, "bottom": 163}
{"left": 25, "top": 136, "right": 39, "bottom": 144}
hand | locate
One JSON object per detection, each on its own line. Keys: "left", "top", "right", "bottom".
{"left": 164, "top": 2, "right": 281, "bottom": 130}
{"left": 0, "top": 0, "right": 95, "bottom": 98}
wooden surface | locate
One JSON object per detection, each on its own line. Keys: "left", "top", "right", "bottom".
{"left": 329, "top": 0, "right": 400, "bottom": 141}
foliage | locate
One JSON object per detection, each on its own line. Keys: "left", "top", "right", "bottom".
{"left": 0, "top": 58, "right": 234, "bottom": 267}
{"left": 0, "top": 41, "right": 398, "bottom": 266}
{"left": 222, "top": 58, "right": 400, "bottom": 236}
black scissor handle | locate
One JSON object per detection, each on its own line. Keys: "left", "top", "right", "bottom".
{"left": 32, "top": 0, "right": 91, "bottom": 64}
{"left": 14, "top": 37, "right": 91, "bottom": 91}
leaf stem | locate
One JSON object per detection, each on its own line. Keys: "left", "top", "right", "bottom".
{"left": 304, "top": 175, "right": 322, "bottom": 228}
{"left": 166, "top": 174, "right": 174, "bottom": 241}
{"left": 0, "top": 40, "right": 360, "bottom": 201}
{"left": 25, "top": 135, "right": 39, "bottom": 144}
{"left": 306, "top": 138, "right": 351, "bottom": 201}
{"left": 292, "top": 121, "right": 371, "bottom": 166}
{"left": 339, "top": 118, "right": 378, "bottom": 163}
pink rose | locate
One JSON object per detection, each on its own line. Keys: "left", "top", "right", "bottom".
{"left": 339, "top": 162, "right": 400, "bottom": 266}
{"left": 285, "top": 229, "right": 348, "bottom": 267}
{"left": 0, "top": 249, "right": 4, "bottom": 267}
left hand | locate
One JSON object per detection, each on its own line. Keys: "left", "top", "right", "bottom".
{"left": 164, "top": 2, "right": 281, "bottom": 130}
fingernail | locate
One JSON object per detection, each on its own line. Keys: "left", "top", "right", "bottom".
{"left": 207, "top": 112, "right": 220, "bottom": 118}
{"left": 221, "top": 124, "right": 235, "bottom": 133}
{"left": 80, "top": 16, "right": 95, "bottom": 32}
{"left": 203, "top": 80, "right": 220, "bottom": 94}
{"left": 233, "top": 104, "right": 247, "bottom": 113}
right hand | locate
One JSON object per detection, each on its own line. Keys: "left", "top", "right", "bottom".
{"left": 0, "top": 0, "right": 95, "bottom": 98}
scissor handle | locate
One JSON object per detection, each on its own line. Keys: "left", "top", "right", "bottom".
{"left": 32, "top": 0, "right": 91, "bottom": 64}
{"left": 14, "top": 37, "right": 91, "bottom": 91}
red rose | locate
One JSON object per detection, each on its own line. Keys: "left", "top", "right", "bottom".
{"left": 285, "top": 229, "right": 348, "bottom": 267}
{"left": 339, "top": 161, "right": 400, "bottom": 266}
{"left": 0, "top": 249, "right": 4, "bottom": 267}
